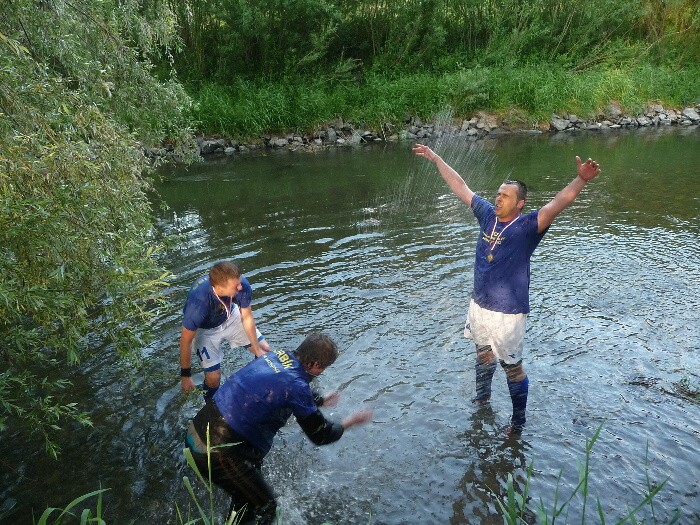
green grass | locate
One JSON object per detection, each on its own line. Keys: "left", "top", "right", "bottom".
{"left": 188, "top": 64, "right": 700, "bottom": 139}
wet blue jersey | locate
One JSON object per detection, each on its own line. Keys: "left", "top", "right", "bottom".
{"left": 213, "top": 349, "right": 319, "bottom": 455}
{"left": 470, "top": 195, "right": 547, "bottom": 314}
{"left": 182, "top": 275, "right": 253, "bottom": 331}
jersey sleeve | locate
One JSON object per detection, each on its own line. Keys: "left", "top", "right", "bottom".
{"left": 296, "top": 410, "right": 345, "bottom": 446}
{"left": 234, "top": 276, "right": 254, "bottom": 309}
{"left": 532, "top": 209, "right": 549, "bottom": 236}
{"left": 526, "top": 210, "right": 547, "bottom": 247}
{"left": 470, "top": 194, "right": 493, "bottom": 225}
{"left": 282, "top": 377, "right": 322, "bottom": 422}
{"left": 182, "top": 297, "right": 207, "bottom": 331}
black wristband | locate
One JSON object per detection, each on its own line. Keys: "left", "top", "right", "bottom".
{"left": 180, "top": 367, "right": 192, "bottom": 377}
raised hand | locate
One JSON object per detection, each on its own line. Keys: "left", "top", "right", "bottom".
{"left": 412, "top": 143, "right": 438, "bottom": 162}
{"left": 576, "top": 156, "right": 601, "bottom": 182}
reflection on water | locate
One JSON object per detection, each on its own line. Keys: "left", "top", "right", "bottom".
{"left": 2, "top": 127, "right": 700, "bottom": 524}
{"left": 450, "top": 405, "right": 534, "bottom": 525}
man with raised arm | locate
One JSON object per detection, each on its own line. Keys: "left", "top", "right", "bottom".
{"left": 185, "top": 332, "right": 373, "bottom": 524}
{"left": 179, "top": 261, "right": 270, "bottom": 401}
{"left": 413, "top": 143, "right": 601, "bottom": 436}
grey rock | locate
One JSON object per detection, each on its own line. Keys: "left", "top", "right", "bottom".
{"left": 551, "top": 116, "right": 570, "bottom": 131}
{"left": 682, "top": 107, "right": 700, "bottom": 121}
{"left": 348, "top": 133, "right": 362, "bottom": 144}
{"left": 200, "top": 140, "right": 225, "bottom": 154}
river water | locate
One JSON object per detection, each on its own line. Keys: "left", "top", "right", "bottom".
{"left": 2, "top": 127, "right": 700, "bottom": 524}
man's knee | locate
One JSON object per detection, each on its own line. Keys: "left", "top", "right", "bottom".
{"left": 501, "top": 360, "right": 526, "bottom": 382}
{"left": 475, "top": 345, "right": 496, "bottom": 365}
{"left": 204, "top": 370, "right": 222, "bottom": 388}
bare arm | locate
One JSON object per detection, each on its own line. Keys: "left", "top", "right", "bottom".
{"left": 341, "top": 409, "right": 373, "bottom": 429}
{"left": 239, "top": 305, "right": 268, "bottom": 357}
{"left": 413, "top": 143, "right": 475, "bottom": 206}
{"left": 537, "top": 156, "right": 601, "bottom": 233}
{"left": 180, "top": 327, "right": 197, "bottom": 392}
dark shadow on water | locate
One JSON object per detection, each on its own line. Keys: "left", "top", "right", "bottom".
{"left": 450, "top": 405, "right": 536, "bottom": 525}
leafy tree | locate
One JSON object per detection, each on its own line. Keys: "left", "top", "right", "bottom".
{"left": 169, "top": 0, "right": 700, "bottom": 84}
{"left": 0, "top": 0, "right": 194, "bottom": 457}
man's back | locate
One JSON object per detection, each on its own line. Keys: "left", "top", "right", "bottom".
{"left": 214, "top": 349, "right": 318, "bottom": 454}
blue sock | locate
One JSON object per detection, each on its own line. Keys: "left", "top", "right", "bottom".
{"left": 201, "top": 382, "right": 218, "bottom": 402}
{"left": 507, "top": 376, "right": 529, "bottom": 427}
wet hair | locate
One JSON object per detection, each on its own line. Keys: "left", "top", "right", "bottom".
{"left": 209, "top": 261, "right": 241, "bottom": 287}
{"left": 294, "top": 332, "right": 339, "bottom": 369}
{"left": 504, "top": 179, "right": 528, "bottom": 202}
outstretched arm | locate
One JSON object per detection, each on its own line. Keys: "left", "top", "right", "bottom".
{"left": 298, "top": 405, "right": 372, "bottom": 446}
{"left": 413, "top": 143, "right": 475, "bottom": 206}
{"left": 537, "top": 156, "right": 601, "bottom": 233}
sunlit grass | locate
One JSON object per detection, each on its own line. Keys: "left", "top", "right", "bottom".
{"left": 188, "top": 64, "right": 700, "bottom": 139}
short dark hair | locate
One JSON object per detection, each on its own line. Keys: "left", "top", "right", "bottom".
{"left": 209, "top": 261, "right": 241, "bottom": 287}
{"left": 504, "top": 179, "right": 527, "bottom": 201}
{"left": 294, "top": 332, "right": 339, "bottom": 368}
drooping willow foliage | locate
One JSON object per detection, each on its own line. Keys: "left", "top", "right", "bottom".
{"left": 0, "top": 0, "right": 195, "bottom": 457}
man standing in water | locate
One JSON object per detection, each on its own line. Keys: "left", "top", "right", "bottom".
{"left": 413, "top": 143, "right": 601, "bottom": 436}
{"left": 185, "top": 332, "right": 373, "bottom": 524}
{"left": 179, "top": 261, "right": 270, "bottom": 401}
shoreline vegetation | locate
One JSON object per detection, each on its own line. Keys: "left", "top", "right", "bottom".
{"left": 152, "top": 63, "right": 700, "bottom": 160}
{"left": 176, "top": 99, "right": 700, "bottom": 159}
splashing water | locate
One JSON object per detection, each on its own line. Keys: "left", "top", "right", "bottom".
{"left": 363, "top": 108, "right": 500, "bottom": 231}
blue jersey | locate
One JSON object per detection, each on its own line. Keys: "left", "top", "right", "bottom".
{"left": 182, "top": 275, "right": 253, "bottom": 331}
{"left": 471, "top": 195, "right": 547, "bottom": 314}
{"left": 213, "top": 349, "right": 319, "bottom": 455}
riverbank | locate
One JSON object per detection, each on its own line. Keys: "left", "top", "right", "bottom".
{"left": 148, "top": 101, "right": 700, "bottom": 161}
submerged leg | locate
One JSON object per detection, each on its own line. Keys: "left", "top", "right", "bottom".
{"left": 502, "top": 360, "right": 529, "bottom": 433}
{"left": 473, "top": 344, "right": 497, "bottom": 404}
{"left": 191, "top": 450, "right": 276, "bottom": 525}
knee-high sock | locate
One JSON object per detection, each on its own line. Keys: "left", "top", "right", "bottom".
{"left": 507, "top": 376, "right": 529, "bottom": 427}
{"left": 202, "top": 382, "right": 218, "bottom": 402}
{"left": 475, "top": 356, "right": 497, "bottom": 401}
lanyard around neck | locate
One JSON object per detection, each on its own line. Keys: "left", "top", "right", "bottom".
{"left": 212, "top": 288, "right": 232, "bottom": 319}
{"left": 488, "top": 215, "right": 520, "bottom": 251}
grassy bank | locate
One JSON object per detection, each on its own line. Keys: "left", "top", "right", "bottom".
{"left": 189, "top": 64, "right": 700, "bottom": 140}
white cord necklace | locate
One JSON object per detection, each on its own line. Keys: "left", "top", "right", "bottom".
{"left": 486, "top": 215, "right": 520, "bottom": 262}
{"left": 212, "top": 288, "right": 232, "bottom": 319}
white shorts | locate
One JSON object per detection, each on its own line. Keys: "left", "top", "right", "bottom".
{"left": 192, "top": 307, "right": 263, "bottom": 372}
{"left": 464, "top": 299, "right": 526, "bottom": 364}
